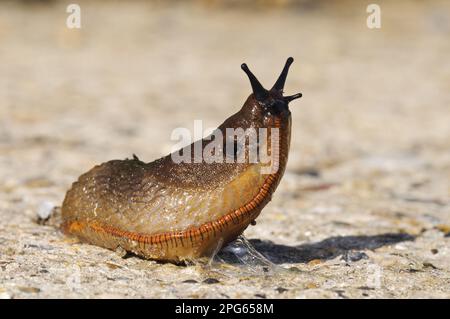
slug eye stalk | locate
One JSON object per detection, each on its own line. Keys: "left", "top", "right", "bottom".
{"left": 284, "top": 93, "right": 302, "bottom": 103}
{"left": 241, "top": 57, "right": 302, "bottom": 104}
{"left": 271, "top": 56, "right": 294, "bottom": 93}
{"left": 241, "top": 63, "right": 269, "bottom": 101}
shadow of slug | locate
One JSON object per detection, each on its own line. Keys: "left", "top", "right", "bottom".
{"left": 243, "top": 233, "right": 416, "bottom": 264}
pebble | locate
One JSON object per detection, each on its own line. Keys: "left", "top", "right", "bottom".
{"left": 341, "top": 251, "right": 369, "bottom": 262}
{"left": 36, "top": 201, "right": 55, "bottom": 221}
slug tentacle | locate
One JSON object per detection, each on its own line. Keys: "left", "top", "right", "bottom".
{"left": 240, "top": 63, "right": 269, "bottom": 101}
{"left": 61, "top": 58, "right": 302, "bottom": 262}
{"left": 271, "top": 56, "right": 294, "bottom": 93}
{"left": 284, "top": 93, "right": 303, "bottom": 103}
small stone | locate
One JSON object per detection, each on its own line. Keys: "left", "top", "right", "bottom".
{"left": 254, "top": 293, "right": 266, "bottom": 299}
{"left": 431, "top": 249, "right": 439, "bottom": 254}
{"left": 36, "top": 201, "right": 55, "bottom": 223}
{"left": 341, "top": 251, "right": 369, "bottom": 262}
{"left": 182, "top": 279, "right": 198, "bottom": 284}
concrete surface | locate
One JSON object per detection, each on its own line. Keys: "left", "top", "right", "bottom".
{"left": 0, "top": 0, "right": 449, "bottom": 298}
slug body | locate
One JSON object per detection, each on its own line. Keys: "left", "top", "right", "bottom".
{"left": 61, "top": 58, "right": 302, "bottom": 262}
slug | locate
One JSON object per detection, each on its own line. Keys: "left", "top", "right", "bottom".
{"left": 61, "top": 57, "right": 302, "bottom": 262}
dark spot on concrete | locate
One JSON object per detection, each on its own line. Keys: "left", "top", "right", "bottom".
{"left": 358, "top": 286, "right": 375, "bottom": 290}
{"left": 203, "top": 278, "right": 220, "bottom": 284}
{"left": 408, "top": 268, "right": 422, "bottom": 273}
{"left": 294, "top": 167, "right": 321, "bottom": 178}
{"left": 275, "top": 287, "right": 288, "bottom": 293}
{"left": 423, "top": 262, "right": 438, "bottom": 270}
{"left": 333, "top": 290, "right": 348, "bottom": 299}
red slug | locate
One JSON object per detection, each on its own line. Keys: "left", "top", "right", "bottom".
{"left": 61, "top": 57, "right": 302, "bottom": 262}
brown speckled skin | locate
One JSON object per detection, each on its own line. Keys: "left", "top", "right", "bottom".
{"left": 61, "top": 59, "right": 301, "bottom": 262}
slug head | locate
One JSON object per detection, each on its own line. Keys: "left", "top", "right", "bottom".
{"left": 241, "top": 57, "right": 302, "bottom": 122}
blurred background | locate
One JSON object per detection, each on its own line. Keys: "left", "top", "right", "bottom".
{"left": 0, "top": 0, "right": 449, "bottom": 298}
{"left": 1, "top": 0, "right": 449, "bottom": 179}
